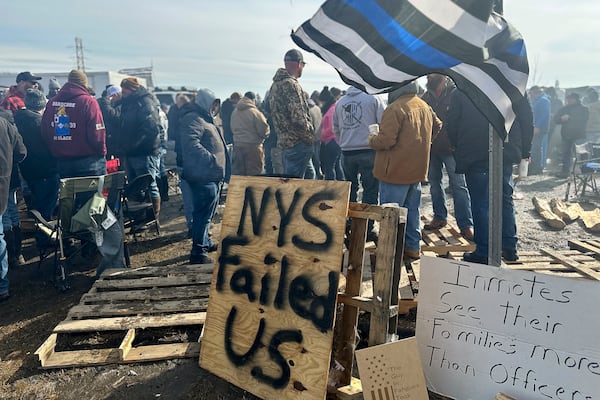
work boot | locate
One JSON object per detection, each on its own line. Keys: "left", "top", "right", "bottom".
{"left": 403, "top": 248, "right": 420, "bottom": 260}
{"left": 502, "top": 249, "right": 519, "bottom": 262}
{"left": 4, "top": 228, "right": 24, "bottom": 266}
{"left": 190, "top": 253, "right": 214, "bottom": 265}
{"left": 463, "top": 252, "right": 487, "bottom": 264}
{"left": 423, "top": 218, "right": 447, "bottom": 230}
{"left": 460, "top": 226, "right": 475, "bottom": 242}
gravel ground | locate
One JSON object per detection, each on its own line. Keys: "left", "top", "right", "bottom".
{"left": 1, "top": 169, "right": 599, "bottom": 400}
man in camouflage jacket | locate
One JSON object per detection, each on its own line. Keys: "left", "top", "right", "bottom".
{"left": 268, "top": 49, "right": 315, "bottom": 178}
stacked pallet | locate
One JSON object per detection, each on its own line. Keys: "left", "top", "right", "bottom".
{"left": 35, "top": 264, "right": 213, "bottom": 368}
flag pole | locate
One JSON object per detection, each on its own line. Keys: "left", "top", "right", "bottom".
{"left": 494, "top": 0, "right": 503, "bottom": 14}
{"left": 488, "top": 126, "right": 503, "bottom": 267}
{"left": 488, "top": 0, "right": 504, "bottom": 267}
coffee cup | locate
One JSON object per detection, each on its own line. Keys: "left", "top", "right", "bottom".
{"left": 518, "top": 159, "right": 529, "bottom": 178}
{"left": 368, "top": 124, "right": 379, "bottom": 135}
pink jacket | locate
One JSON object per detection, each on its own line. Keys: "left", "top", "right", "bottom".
{"left": 320, "top": 102, "right": 338, "bottom": 144}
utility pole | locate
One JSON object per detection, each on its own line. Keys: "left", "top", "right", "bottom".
{"left": 75, "top": 37, "right": 86, "bottom": 72}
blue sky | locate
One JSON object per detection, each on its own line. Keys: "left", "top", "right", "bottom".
{"left": 1, "top": 1, "right": 598, "bottom": 99}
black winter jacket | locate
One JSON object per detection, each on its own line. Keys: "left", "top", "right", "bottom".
{"left": 421, "top": 82, "right": 455, "bottom": 156}
{"left": 554, "top": 102, "right": 589, "bottom": 141}
{"left": 179, "top": 103, "right": 230, "bottom": 184}
{"left": 118, "top": 87, "right": 161, "bottom": 157}
{"left": 446, "top": 90, "right": 534, "bottom": 174}
{"left": 97, "top": 95, "right": 122, "bottom": 157}
{"left": 14, "top": 108, "right": 58, "bottom": 182}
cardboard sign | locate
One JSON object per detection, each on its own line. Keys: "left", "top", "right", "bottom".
{"left": 200, "top": 176, "right": 350, "bottom": 400}
{"left": 416, "top": 256, "right": 600, "bottom": 400}
{"left": 356, "top": 337, "right": 429, "bottom": 400}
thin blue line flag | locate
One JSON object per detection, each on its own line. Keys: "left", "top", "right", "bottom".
{"left": 292, "top": 0, "right": 529, "bottom": 138}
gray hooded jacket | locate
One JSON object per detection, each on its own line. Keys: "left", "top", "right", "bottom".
{"left": 333, "top": 86, "right": 386, "bottom": 151}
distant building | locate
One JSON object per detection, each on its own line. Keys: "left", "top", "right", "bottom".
{"left": 0, "top": 71, "right": 147, "bottom": 96}
{"left": 118, "top": 66, "right": 154, "bottom": 88}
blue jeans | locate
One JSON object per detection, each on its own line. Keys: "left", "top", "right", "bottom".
{"left": 178, "top": 167, "right": 194, "bottom": 230}
{"left": 321, "top": 141, "right": 344, "bottom": 180}
{"left": 379, "top": 182, "right": 422, "bottom": 252}
{"left": 312, "top": 141, "right": 322, "bottom": 179}
{"left": 28, "top": 174, "right": 60, "bottom": 220}
{"left": 126, "top": 155, "right": 161, "bottom": 198}
{"left": 0, "top": 213, "right": 8, "bottom": 295}
{"left": 428, "top": 153, "right": 473, "bottom": 229}
{"left": 283, "top": 143, "right": 315, "bottom": 178}
{"left": 465, "top": 164, "right": 517, "bottom": 257}
{"left": 58, "top": 156, "right": 106, "bottom": 178}
{"left": 342, "top": 150, "right": 379, "bottom": 205}
{"left": 530, "top": 132, "right": 548, "bottom": 171}
{"left": 343, "top": 150, "right": 379, "bottom": 231}
{"left": 2, "top": 189, "right": 19, "bottom": 228}
{"left": 188, "top": 181, "right": 219, "bottom": 257}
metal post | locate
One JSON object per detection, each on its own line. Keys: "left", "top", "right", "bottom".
{"left": 488, "top": 124, "right": 502, "bottom": 266}
{"left": 494, "top": 0, "right": 503, "bottom": 14}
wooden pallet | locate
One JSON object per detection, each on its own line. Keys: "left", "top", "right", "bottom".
{"left": 420, "top": 216, "right": 475, "bottom": 255}
{"left": 335, "top": 203, "right": 407, "bottom": 399}
{"left": 35, "top": 264, "right": 214, "bottom": 369}
{"left": 569, "top": 239, "right": 600, "bottom": 259}
{"left": 448, "top": 249, "right": 600, "bottom": 281}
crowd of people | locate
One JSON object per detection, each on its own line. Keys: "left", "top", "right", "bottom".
{"left": 528, "top": 85, "right": 600, "bottom": 177}
{"left": 2, "top": 48, "right": 600, "bottom": 301}
{"left": 0, "top": 69, "right": 172, "bottom": 300}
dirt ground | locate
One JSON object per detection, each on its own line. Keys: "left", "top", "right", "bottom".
{"left": 1, "top": 164, "right": 599, "bottom": 400}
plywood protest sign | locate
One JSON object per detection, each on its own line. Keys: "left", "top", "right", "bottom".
{"left": 416, "top": 256, "right": 600, "bottom": 400}
{"left": 356, "top": 337, "right": 429, "bottom": 400}
{"left": 200, "top": 176, "right": 350, "bottom": 400}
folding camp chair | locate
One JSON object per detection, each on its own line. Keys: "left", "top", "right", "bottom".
{"left": 32, "top": 171, "right": 128, "bottom": 290}
{"left": 565, "top": 142, "right": 600, "bottom": 200}
{"left": 123, "top": 173, "right": 160, "bottom": 240}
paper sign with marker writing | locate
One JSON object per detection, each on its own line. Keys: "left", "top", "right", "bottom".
{"left": 416, "top": 256, "right": 600, "bottom": 400}
{"left": 356, "top": 337, "right": 429, "bottom": 400}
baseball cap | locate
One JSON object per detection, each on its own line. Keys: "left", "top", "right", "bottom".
{"left": 107, "top": 85, "right": 122, "bottom": 97}
{"left": 16, "top": 71, "right": 42, "bottom": 83}
{"left": 284, "top": 49, "right": 304, "bottom": 63}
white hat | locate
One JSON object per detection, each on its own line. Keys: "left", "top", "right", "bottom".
{"left": 107, "top": 85, "right": 121, "bottom": 97}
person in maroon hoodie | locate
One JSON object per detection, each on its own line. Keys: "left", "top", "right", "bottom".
{"left": 41, "top": 70, "right": 106, "bottom": 178}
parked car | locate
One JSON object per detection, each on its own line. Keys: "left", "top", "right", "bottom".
{"left": 152, "top": 86, "right": 196, "bottom": 111}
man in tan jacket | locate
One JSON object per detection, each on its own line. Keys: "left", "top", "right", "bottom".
{"left": 369, "top": 82, "right": 442, "bottom": 260}
{"left": 231, "top": 92, "right": 270, "bottom": 175}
